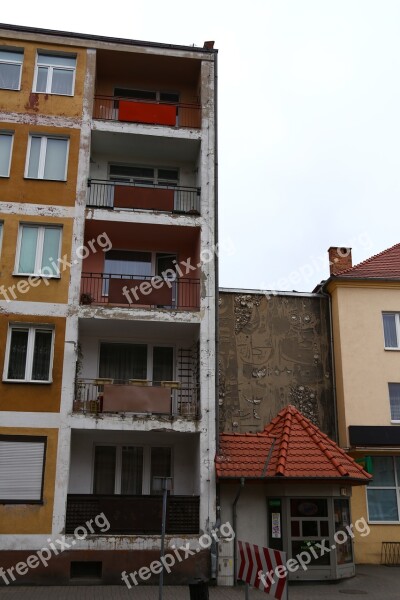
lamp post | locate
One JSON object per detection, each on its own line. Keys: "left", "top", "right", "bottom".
{"left": 153, "top": 476, "right": 172, "bottom": 600}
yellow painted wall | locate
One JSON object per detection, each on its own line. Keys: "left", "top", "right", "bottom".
{"left": 351, "top": 476, "right": 400, "bottom": 563}
{"left": 329, "top": 280, "right": 400, "bottom": 563}
{"left": 0, "top": 213, "right": 72, "bottom": 303}
{"left": 0, "top": 39, "right": 87, "bottom": 117}
{"left": 0, "top": 122, "right": 81, "bottom": 206}
{"left": 330, "top": 282, "right": 400, "bottom": 446}
{"left": 0, "top": 427, "right": 58, "bottom": 534}
{"left": 0, "top": 315, "right": 65, "bottom": 412}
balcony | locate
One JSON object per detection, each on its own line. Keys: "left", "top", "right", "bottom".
{"left": 80, "top": 273, "right": 200, "bottom": 310}
{"left": 74, "top": 379, "right": 199, "bottom": 418}
{"left": 66, "top": 494, "right": 200, "bottom": 535}
{"left": 87, "top": 179, "right": 200, "bottom": 215}
{"left": 93, "top": 96, "right": 201, "bottom": 128}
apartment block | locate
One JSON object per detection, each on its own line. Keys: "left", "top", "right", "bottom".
{"left": 0, "top": 23, "right": 217, "bottom": 585}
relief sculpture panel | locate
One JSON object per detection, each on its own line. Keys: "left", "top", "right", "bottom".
{"left": 218, "top": 292, "right": 335, "bottom": 438}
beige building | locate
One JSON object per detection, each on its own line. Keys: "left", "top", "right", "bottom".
{"left": 317, "top": 245, "right": 400, "bottom": 564}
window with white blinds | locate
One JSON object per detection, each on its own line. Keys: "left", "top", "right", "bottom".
{"left": 0, "top": 437, "right": 46, "bottom": 502}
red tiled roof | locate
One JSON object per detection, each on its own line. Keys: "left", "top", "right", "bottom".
{"left": 338, "top": 242, "right": 400, "bottom": 279}
{"left": 215, "top": 405, "right": 371, "bottom": 483}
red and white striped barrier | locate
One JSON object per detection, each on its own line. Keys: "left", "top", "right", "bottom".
{"left": 237, "top": 541, "right": 288, "bottom": 599}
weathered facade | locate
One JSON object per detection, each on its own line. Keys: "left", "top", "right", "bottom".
{"left": 0, "top": 23, "right": 217, "bottom": 585}
{"left": 218, "top": 290, "right": 335, "bottom": 438}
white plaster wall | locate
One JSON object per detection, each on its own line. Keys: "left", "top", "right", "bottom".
{"left": 68, "top": 430, "right": 200, "bottom": 495}
{"left": 89, "top": 154, "right": 197, "bottom": 188}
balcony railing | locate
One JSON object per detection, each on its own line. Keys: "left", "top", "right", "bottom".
{"left": 80, "top": 273, "right": 200, "bottom": 310}
{"left": 93, "top": 96, "right": 201, "bottom": 128}
{"left": 66, "top": 494, "right": 200, "bottom": 535}
{"left": 74, "top": 379, "right": 199, "bottom": 418}
{"left": 87, "top": 179, "right": 200, "bottom": 215}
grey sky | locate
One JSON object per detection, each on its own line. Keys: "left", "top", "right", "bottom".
{"left": 4, "top": 1, "right": 400, "bottom": 291}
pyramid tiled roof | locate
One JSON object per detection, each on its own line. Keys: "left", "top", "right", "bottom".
{"left": 337, "top": 242, "right": 400, "bottom": 279}
{"left": 215, "top": 405, "right": 371, "bottom": 483}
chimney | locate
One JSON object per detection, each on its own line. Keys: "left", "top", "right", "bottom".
{"left": 203, "top": 41, "right": 215, "bottom": 50}
{"left": 328, "top": 247, "right": 352, "bottom": 275}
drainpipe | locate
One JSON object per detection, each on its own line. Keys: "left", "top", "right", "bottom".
{"left": 213, "top": 48, "right": 219, "bottom": 454}
{"left": 232, "top": 477, "right": 245, "bottom": 585}
{"left": 213, "top": 48, "right": 220, "bottom": 583}
{"left": 317, "top": 286, "right": 339, "bottom": 444}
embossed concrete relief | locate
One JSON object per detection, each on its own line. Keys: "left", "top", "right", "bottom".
{"left": 219, "top": 292, "right": 335, "bottom": 437}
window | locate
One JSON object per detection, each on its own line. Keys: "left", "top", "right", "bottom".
{"left": 99, "top": 343, "right": 174, "bottom": 383}
{"left": 16, "top": 224, "right": 62, "bottom": 277}
{"left": 109, "top": 164, "right": 179, "bottom": 186}
{"left": 4, "top": 324, "right": 54, "bottom": 383}
{"left": 0, "top": 436, "right": 46, "bottom": 503}
{"left": 93, "top": 445, "right": 172, "bottom": 495}
{"left": 93, "top": 445, "right": 143, "bottom": 495}
{"left": 383, "top": 313, "right": 400, "bottom": 348}
{"left": 25, "top": 135, "right": 69, "bottom": 180}
{"left": 0, "top": 48, "right": 23, "bottom": 90}
{"left": 367, "top": 456, "right": 400, "bottom": 521}
{"left": 151, "top": 447, "right": 172, "bottom": 494}
{"left": 389, "top": 383, "right": 400, "bottom": 421}
{"left": 114, "top": 88, "right": 179, "bottom": 104}
{"left": 33, "top": 52, "right": 76, "bottom": 96}
{"left": 0, "top": 132, "right": 13, "bottom": 177}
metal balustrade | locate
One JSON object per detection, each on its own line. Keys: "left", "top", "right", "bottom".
{"left": 93, "top": 95, "right": 201, "bottom": 128}
{"left": 80, "top": 272, "right": 200, "bottom": 310}
{"left": 87, "top": 179, "right": 200, "bottom": 214}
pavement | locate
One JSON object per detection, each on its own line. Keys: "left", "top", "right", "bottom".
{"left": 0, "top": 565, "right": 399, "bottom": 599}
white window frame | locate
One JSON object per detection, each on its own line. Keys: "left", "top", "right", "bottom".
{"left": 0, "top": 435, "right": 46, "bottom": 503}
{"left": 389, "top": 382, "right": 400, "bottom": 423}
{"left": 366, "top": 455, "right": 400, "bottom": 523}
{"left": 0, "top": 131, "right": 14, "bottom": 177}
{"left": 3, "top": 324, "right": 55, "bottom": 383}
{"left": 382, "top": 312, "right": 400, "bottom": 350}
{"left": 0, "top": 47, "right": 23, "bottom": 91}
{"left": 33, "top": 52, "right": 76, "bottom": 96}
{"left": 25, "top": 135, "right": 69, "bottom": 181}
{"left": 14, "top": 223, "right": 62, "bottom": 277}
{"left": 91, "top": 444, "right": 173, "bottom": 495}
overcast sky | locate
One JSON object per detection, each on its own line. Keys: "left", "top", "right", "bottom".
{"left": 3, "top": 1, "right": 400, "bottom": 292}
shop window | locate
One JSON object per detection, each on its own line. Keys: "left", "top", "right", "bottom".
{"left": 290, "top": 498, "right": 330, "bottom": 566}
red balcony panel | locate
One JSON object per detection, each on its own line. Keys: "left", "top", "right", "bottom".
{"left": 108, "top": 277, "right": 174, "bottom": 306}
{"left": 119, "top": 100, "right": 176, "bottom": 126}
{"left": 102, "top": 384, "right": 171, "bottom": 414}
{"left": 114, "top": 185, "right": 174, "bottom": 211}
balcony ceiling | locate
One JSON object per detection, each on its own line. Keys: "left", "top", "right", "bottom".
{"left": 79, "top": 317, "right": 199, "bottom": 343}
{"left": 91, "top": 130, "right": 200, "bottom": 163}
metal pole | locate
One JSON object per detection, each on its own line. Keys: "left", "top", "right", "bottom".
{"left": 159, "top": 479, "right": 168, "bottom": 600}
{"left": 245, "top": 583, "right": 250, "bottom": 600}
